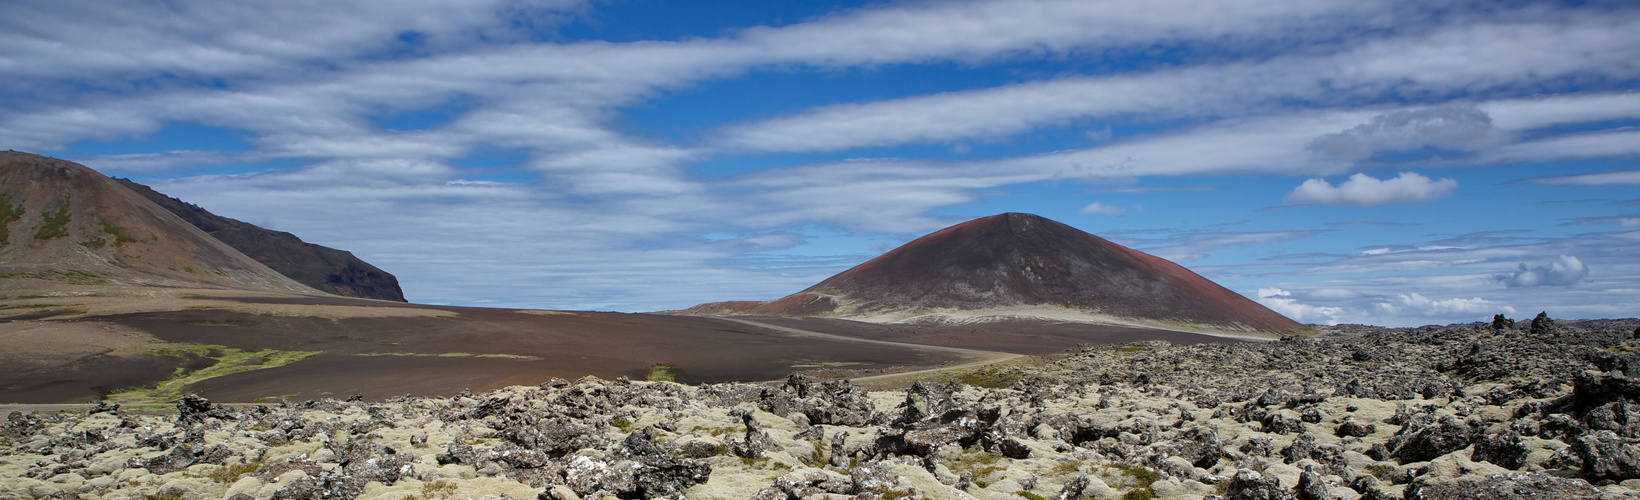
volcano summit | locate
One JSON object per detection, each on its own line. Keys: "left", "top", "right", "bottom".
{"left": 684, "top": 213, "right": 1300, "bottom": 334}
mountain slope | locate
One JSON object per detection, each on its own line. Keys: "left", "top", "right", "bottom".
{"left": 0, "top": 151, "right": 317, "bottom": 294}
{"left": 116, "top": 179, "right": 406, "bottom": 302}
{"left": 683, "top": 213, "right": 1301, "bottom": 333}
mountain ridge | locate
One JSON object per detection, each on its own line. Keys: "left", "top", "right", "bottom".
{"left": 115, "top": 178, "right": 407, "bottom": 302}
{"left": 0, "top": 151, "right": 318, "bottom": 294}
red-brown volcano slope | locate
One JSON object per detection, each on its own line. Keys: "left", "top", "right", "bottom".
{"left": 0, "top": 151, "right": 317, "bottom": 293}
{"left": 684, "top": 213, "right": 1301, "bottom": 333}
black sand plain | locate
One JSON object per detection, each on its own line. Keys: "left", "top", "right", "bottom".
{"left": 3, "top": 294, "right": 1243, "bottom": 403}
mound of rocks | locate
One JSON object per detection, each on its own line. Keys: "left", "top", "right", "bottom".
{"left": 3, "top": 317, "right": 1639, "bottom": 499}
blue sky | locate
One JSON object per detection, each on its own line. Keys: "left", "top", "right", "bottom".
{"left": 3, "top": 0, "right": 1638, "bottom": 326}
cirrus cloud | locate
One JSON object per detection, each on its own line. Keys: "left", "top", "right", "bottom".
{"left": 1529, "top": 168, "right": 1640, "bottom": 186}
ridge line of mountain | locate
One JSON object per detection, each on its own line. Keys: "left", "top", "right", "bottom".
{"left": 0, "top": 151, "right": 402, "bottom": 300}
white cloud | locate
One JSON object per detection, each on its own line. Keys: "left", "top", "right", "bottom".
{"left": 1221, "top": 228, "right": 1640, "bottom": 326}
{"left": 1530, "top": 168, "right": 1640, "bottom": 186}
{"left": 1563, "top": 215, "right": 1640, "bottom": 227}
{"left": 0, "top": 0, "right": 588, "bottom": 85}
{"left": 734, "top": 0, "right": 1375, "bottom": 67}
{"left": 1483, "top": 130, "right": 1640, "bottom": 165}
{"left": 1080, "top": 202, "right": 1125, "bottom": 215}
{"left": 72, "top": 150, "right": 238, "bottom": 173}
{"left": 714, "top": 70, "right": 1236, "bottom": 153}
{"left": 1256, "top": 287, "right": 1345, "bottom": 325}
{"left": 712, "top": 9, "right": 1640, "bottom": 155}
{"left": 1307, "top": 105, "right": 1503, "bottom": 162}
{"left": 1090, "top": 185, "right": 1220, "bottom": 194}
{"left": 1495, "top": 255, "right": 1590, "bottom": 288}
{"left": 1117, "top": 230, "right": 1326, "bottom": 263}
{"left": 1377, "top": 293, "right": 1513, "bottom": 318}
{"left": 1285, "top": 172, "right": 1458, "bottom": 206}
{"left": 1481, "top": 92, "right": 1640, "bottom": 131}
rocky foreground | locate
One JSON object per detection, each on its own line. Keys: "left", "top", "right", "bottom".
{"left": 5, "top": 317, "right": 1640, "bottom": 499}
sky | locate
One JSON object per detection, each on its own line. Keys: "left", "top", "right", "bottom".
{"left": 2, "top": 0, "right": 1638, "bottom": 327}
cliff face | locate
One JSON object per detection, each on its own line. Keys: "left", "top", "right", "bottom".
{"left": 0, "top": 151, "right": 317, "bottom": 294}
{"left": 115, "top": 178, "right": 406, "bottom": 302}
{"left": 684, "top": 213, "right": 1301, "bottom": 333}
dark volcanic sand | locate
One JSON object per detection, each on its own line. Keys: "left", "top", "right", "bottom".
{"left": 738, "top": 316, "right": 1245, "bottom": 355}
{"left": 0, "top": 351, "right": 182, "bottom": 404}
{"left": 4, "top": 294, "right": 1248, "bottom": 403}
{"left": 73, "top": 303, "right": 965, "bottom": 401}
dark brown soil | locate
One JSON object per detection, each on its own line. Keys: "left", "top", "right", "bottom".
{"left": 0, "top": 349, "right": 182, "bottom": 403}
{"left": 64, "top": 303, "right": 961, "bottom": 401}
{"left": 738, "top": 316, "right": 1245, "bottom": 355}
{"left": 2, "top": 293, "right": 1250, "bottom": 403}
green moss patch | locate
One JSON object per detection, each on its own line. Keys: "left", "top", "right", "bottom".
{"left": 99, "top": 218, "right": 138, "bottom": 247}
{"left": 957, "top": 366, "right": 1022, "bottom": 389}
{"left": 109, "top": 343, "right": 322, "bottom": 404}
{"left": 0, "top": 270, "right": 105, "bottom": 285}
{"left": 0, "top": 190, "right": 22, "bottom": 243}
{"left": 646, "top": 364, "right": 676, "bottom": 382}
{"left": 33, "top": 194, "right": 71, "bottom": 240}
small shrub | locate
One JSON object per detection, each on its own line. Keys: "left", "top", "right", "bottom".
{"left": 958, "top": 367, "right": 1021, "bottom": 389}
{"left": 646, "top": 364, "right": 676, "bottom": 382}
{"left": 207, "top": 461, "right": 263, "bottom": 483}
{"left": 946, "top": 450, "right": 1003, "bottom": 478}
{"left": 611, "top": 416, "right": 634, "bottom": 432}
{"left": 100, "top": 218, "right": 138, "bottom": 247}
{"left": 1051, "top": 459, "right": 1084, "bottom": 475}
{"left": 1121, "top": 464, "right": 1158, "bottom": 485}
{"left": 419, "top": 479, "right": 459, "bottom": 499}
